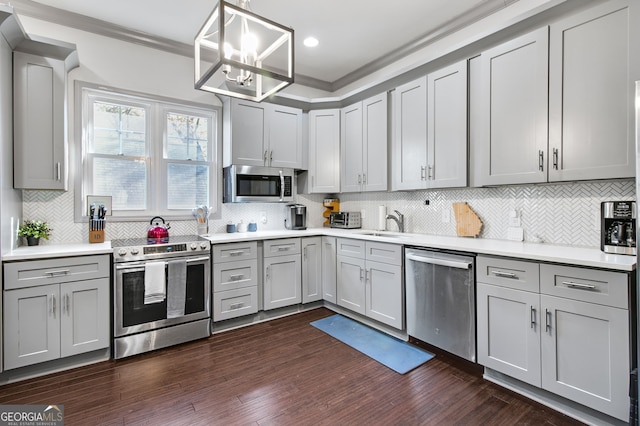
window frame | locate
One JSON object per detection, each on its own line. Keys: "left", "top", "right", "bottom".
{"left": 74, "top": 81, "right": 221, "bottom": 222}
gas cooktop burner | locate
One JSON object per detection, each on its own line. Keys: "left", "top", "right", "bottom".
{"left": 112, "top": 235, "right": 210, "bottom": 262}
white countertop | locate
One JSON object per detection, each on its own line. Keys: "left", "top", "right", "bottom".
{"left": 202, "top": 228, "right": 637, "bottom": 272}
{"left": 2, "top": 241, "right": 112, "bottom": 262}
{"left": 2, "top": 230, "right": 635, "bottom": 272}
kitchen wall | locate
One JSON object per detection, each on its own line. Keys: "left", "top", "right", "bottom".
{"left": 25, "top": 179, "right": 635, "bottom": 249}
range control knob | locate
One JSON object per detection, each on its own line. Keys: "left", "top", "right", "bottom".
{"left": 118, "top": 248, "right": 128, "bottom": 257}
{"left": 200, "top": 242, "right": 209, "bottom": 250}
{"left": 130, "top": 248, "right": 140, "bottom": 255}
{"left": 190, "top": 243, "right": 198, "bottom": 250}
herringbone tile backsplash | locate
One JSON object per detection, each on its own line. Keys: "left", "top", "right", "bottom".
{"left": 23, "top": 179, "right": 635, "bottom": 249}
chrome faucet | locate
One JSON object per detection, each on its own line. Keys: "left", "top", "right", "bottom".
{"left": 386, "top": 210, "right": 405, "bottom": 233}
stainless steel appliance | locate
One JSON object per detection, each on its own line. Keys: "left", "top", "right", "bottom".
{"left": 284, "top": 203, "right": 307, "bottom": 230}
{"left": 223, "top": 165, "right": 295, "bottom": 203}
{"left": 112, "top": 236, "right": 211, "bottom": 359}
{"left": 405, "top": 247, "right": 476, "bottom": 362}
{"left": 601, "top": 201, "right": 636, "bottom": 255}
{"left": 329, "top": 211, "right": 362, "bottom": 229}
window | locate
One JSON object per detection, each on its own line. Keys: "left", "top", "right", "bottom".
{"left": 76, "top": 83, "right": 219, "bottom": 220}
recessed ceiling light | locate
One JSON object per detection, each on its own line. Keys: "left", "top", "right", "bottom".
{"left": 304, "top": 37, "right": 319, "bottom": 47}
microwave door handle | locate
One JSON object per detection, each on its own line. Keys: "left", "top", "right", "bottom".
{"left": 279, "top": 170, "right": 284, "bottom": 202}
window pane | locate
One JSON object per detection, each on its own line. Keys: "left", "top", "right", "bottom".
{"left": 166, "top": 113, "right": 209, "bottom": 161}
{"left": 167, "top": 163, "right": 209, "bottom": 209}
{"left": 92, "top": 102, "right": 146, "bottom": 156}
{"left": 93, "top": 157, "right": 147, "bottom": 210}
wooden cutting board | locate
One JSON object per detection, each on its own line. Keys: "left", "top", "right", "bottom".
{"left": 452, "top": 202, "right": 483, "bottom": 237}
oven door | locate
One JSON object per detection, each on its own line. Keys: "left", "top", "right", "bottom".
{"left": 114, "top": 255, "right": 210, "bottom": 337}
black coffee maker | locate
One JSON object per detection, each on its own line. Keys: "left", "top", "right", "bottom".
{"left": 601, "top": 201, "right": 636, "bottom": 255}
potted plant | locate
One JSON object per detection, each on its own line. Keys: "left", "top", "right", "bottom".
{"left": 18, "top": 220, "right": 51, "bottom": 246}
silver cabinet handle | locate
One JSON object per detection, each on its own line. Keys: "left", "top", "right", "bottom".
{"left": 279, "top": 169, "right": 285, "bottom": 202}
{"left": 264, "top": 150, "right": 268, "bottom": 165}
{"left": 420, "top": 166, "right": 426, "bottom": 181}
{"left": 530, "top": 306, "right": 536, "bottom": 329}
{"left": 56, "top": 162, "right": 61, "bottom": 181}
{"left": 492, "top": 270, "right": 517, "bottom": 279}
{"left": 229, "top": 251, "right": 245, "bottom": 256}
{"left": 538, "top": 150, "right": 544, "bottom": 171}
{"left": 552, "top": 148, "right": 559, "bottom": 170}
{"left": 358, "top": 174, "right": 362, "bottom": 184}
{"left": 270, "top": 150, "right": 273, "bottom": 166}
{"left": 277, "top": 245, "right": 295, "bottom": 251}
{"left": 362, "top": 174, "right": 367, "bottom": 184}
{"left": 545, "top": 309, "right": 551, "bottom": 333}
{"left": 230, "top": 302, "right": 244, "bottom": 310}
{"left": 46, "top": 269, "right": 70, "bottom": 277}
{"left": 303, "top": 247, "right": 307, "bottom": 259}
{"left": 562, "top": 281, "right": 597, "bottom": 290}
{"left": 365, "top": 269, "right": 370, "bottom": 282}
{"left": 428, "top": 165, "right": 433, "bottom": 180}
{"left": 51, "top": 294, "right": 57, "bottom": 318}
{"left": 229, "top": 274, "right": 244, "bottom": 281}
{"left": 266, "top": 266, "right": 270, "bottom": 280}
{"left": 360, "top": 268, "right": 364, "bottom": 281}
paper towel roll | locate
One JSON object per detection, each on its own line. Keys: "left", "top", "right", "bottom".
{"left": 377, "top": 205, "right": 387, "bottom": 230}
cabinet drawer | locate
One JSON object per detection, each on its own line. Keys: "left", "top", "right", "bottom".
{"left": 337, "top": 238, "right": 365, "bottom": 258}
{"left": 213, "top": 241, "right": 257, "bottom": 262}
{"left": 263, "top": 238, "right": 301, "bottom": 257}
{"left": 366, "top": 242, "right": 402, "bottom": 266}
{"left": 213, "top": 287, "right": 259, "bottom": 322}
{"left": 4, "top": 255, "right": 110, "bottom": 290}
{"left": 213, "top": 259, "right": 258, "bottom": 292}
{"left": 540, "top": 264, "right": 628, "bottom": 309}
{"left": 476, "top": 256, "right": 539, "bottom": 293}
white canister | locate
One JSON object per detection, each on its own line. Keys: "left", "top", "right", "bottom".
{"left": 377, "top": 205, "right": 387, "bottom": 230}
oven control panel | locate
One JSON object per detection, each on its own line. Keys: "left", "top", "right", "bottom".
{"left": 114, "top": 239, "right": 210, "bottom": 262}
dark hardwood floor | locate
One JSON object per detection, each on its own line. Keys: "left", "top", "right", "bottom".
{"left": 0, "top": 308, "right": 584, "bottom": 425}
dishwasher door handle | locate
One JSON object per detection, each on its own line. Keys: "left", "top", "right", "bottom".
{"left": 406, "top": 253, "right": 472, "bottom": 270}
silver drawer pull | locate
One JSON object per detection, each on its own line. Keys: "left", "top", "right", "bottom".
{"left": 230, "top": 302, "right": 244, "bottom": 310}
{"left": 46, "top": 269, "right": 70, "bottom": 277}
{"left": 492, "top": 270, "right": 517, "bottom": 279}
{"left": 229, "top": 274, "right": 245, "bottom": 281}
{"left": 277, "top": 246, "right": 294, "bottom": 251}
{"left": 228, "top": 251, "right": 245, "bottom": 256}
{"left": 562, "top": 281, "right": 596, "bottom": 290}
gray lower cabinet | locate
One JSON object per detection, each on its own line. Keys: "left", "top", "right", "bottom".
{"left": 302, "top": 237, "right": 322, "bottom": 304}
{"left": 263, "top": 238, "right": 301, "bottom": 310}
{"left": 212, "top": 241, "right": 258, "bottom": 321}
{"left": 3, "top": 255, "right": 110, "bottom": 370}
{"left": 321, "top": 236, "right": 337, "bottom": 304}
{"left": 336, "top": 238, "right": 403, "bottom": 329}
{"left": 476, "top": 256, "right": 630, "bottom": 421}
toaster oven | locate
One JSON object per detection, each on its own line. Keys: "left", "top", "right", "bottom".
{"left": 329, "top": 211, "right": 362, "bottom": 229}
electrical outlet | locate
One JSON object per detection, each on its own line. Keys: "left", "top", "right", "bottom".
{"left": 360, "top": 209, "right": 366, "bottom": 219}
{"left": 508, "top": 209, "right": 521, "bottom": 227}
{"left": 260, "top": 211, "right": 267, "bottom": 224}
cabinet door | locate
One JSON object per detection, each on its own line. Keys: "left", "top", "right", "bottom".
{"left": 13, "top": 52, "right": 66, "bottom": 190}
{"left": 229, "top": 99, "right": 267, "bottom": 166}
{"left": 549, "top": 1, "right": 635, "bottom": 181}
{"left": 308, "top": 109, "right": 340, "bottom": 193}
{"left": 336, "top": 255, "right": 366, "bottom": 315}
{"left": 4, "top": 284, "right": 60, "bottom": 369}
{"left": 541, "top": 295, "right": 629, "bottom": 421}
{"left": 268, "top": 104, "right": 302, "bottom": 169}
{"left": 391, "top": 76, "right": 428, "bottom": 191}
{"left": 302, "top": 237, "right": 322, "bottom": 304}
{"left": 366, "top": 261, "right": 402, "bottom": 329}
{"left": 428, "top": 60, "right": 468, "bottom": 189}
{"left": 362, "top": 93, "right": 388, "bottom": 192}
{"left": 60, "top": 278, "right": 110, "bottom": 357}
{"left": 476, "top": 283, "right": 541, "bottom": 387}
{"left": 340, "top": 102, "right": 364, "bottom": 192}
{"left": 477, "top": 27, "right": 548, "bottom": 185}
{"left": 263, "top": 254, "right": 301, "bottom": 310}
{"left": 321, "top": 236, "right": 337, "bottom": 304}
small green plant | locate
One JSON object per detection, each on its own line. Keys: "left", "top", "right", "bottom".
{"left": 18, "top": 220, "right": 51, "bottom": 240}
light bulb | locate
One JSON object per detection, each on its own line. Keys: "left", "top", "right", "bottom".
{"left": 223, "top": 42, "right": 234, "bottom": 59}
{"left": 242, "top": 32, "right": 258, "bottom": 54}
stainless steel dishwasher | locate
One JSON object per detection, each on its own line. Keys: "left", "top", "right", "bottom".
{"left": 405, "top": 247, "right": 476, "bottom": 362}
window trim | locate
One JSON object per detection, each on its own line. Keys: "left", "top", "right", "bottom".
{"left": 74, "top": 81, "right": 222, "bottom": 223}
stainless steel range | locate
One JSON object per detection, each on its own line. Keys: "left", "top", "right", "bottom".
{"left": 112, "top": 235, "right": 211, "bottom": 359}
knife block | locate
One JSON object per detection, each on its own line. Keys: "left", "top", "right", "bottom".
{"left": 89, "top": 219, "right": 105, "bottom": 243}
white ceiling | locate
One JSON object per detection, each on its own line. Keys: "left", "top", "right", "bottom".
{"left": 15, "top": 0, "right": 512, "bottom": 89}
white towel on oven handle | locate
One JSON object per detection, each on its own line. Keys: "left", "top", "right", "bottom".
{"left": 144, "top": 261, "right": 166, "bottom": 304}
{"left": 166, "top": 259, "right": 186, "bottom": 318}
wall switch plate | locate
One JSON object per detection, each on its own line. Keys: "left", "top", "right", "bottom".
{"left": 260, "top": 211, "right": 267, "bottom": 224}
{"left": 360, "top": 209, "right": 366, "bottom": 219}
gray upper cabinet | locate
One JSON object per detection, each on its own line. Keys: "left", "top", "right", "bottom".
{"left": 391, "top": 59, "right": 467, "bottom": 191}
{"left": 548, "top": 0, "right": 636, "bottom": 181}
{"left": 307, "top": 109, "right": 340, "bottom": 193}
{"left": 476, "top": 27, "right": 549, "bottom": 186}
{"left": 13, "top": 44, "right": 78, "bottom": 190}
{"left": 223, "top": 98, "right": 303, "bottom": 169}
{"left": 340, "top": 92, "right": 388, "bottom": 193}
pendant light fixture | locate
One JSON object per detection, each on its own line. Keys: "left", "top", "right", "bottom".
{"left": 194, "top": 0, "right": 294, "bottom": 102}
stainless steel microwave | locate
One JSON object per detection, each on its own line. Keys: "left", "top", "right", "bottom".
{"left": 223, "top": 165, "right": 295, "bottom": 203}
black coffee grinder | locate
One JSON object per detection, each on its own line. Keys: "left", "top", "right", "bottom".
{"left": 601, "top": 201, "right": 636, "bottom": 255}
